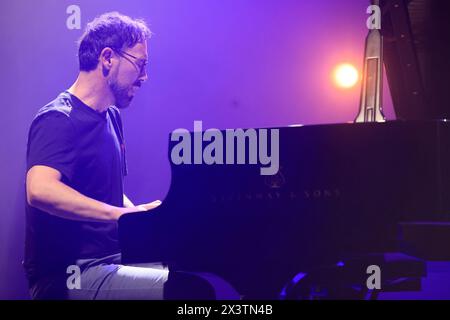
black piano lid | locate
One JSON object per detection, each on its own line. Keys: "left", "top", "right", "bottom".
{"left": 381, "top": 0, "right": 450, "bottom": 120}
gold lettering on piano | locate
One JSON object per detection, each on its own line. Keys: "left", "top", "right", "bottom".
{"left": 264, "top": 166, "right": 286, "bottom": 189}
{"left": 210, "top": 188, "right": 340, "bottom": 203}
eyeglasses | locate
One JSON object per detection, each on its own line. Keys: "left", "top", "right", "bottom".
{"left": 113, "top": 49, "right": 148, "bottom": 76}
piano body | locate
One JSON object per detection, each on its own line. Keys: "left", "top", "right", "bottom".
{"left": 119, "top": 121, "right": 450, "bottom": 298}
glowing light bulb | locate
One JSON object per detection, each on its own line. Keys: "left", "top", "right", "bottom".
{"left": 333, "top": 63, "right": 359, "bottom": 89}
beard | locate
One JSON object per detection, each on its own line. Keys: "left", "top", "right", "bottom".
{"left": 108, "top": 77, "right": 135, "bottom": 109}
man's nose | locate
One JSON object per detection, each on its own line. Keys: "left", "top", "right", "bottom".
{"left": 139, "top": 69, "right": 149, "bottom": 82}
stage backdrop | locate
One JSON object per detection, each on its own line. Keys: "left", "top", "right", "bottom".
{"left": 0, "top": 0, "right": 394, "bottom": 299}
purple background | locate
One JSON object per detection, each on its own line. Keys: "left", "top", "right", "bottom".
{"left": 0, "top": 0, "right": 395, "bottom": 298}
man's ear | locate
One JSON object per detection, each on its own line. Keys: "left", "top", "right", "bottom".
{"left": 99, "top": 47, "right": 114, "bottom": 71}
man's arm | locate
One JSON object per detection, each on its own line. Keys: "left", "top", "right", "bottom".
{"left": 26, "top": 165, "right": 150, "bottom": 223}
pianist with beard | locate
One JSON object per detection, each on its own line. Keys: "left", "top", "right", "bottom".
{"left": 24, "top": 12, "right": 215, "bottom": 300}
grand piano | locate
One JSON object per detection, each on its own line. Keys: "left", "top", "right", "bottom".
{"left": 119, "top": 0, "right": 450, "bottom": 299}
{"left": 119, "top": 120, "right": 450, "bottom": 298}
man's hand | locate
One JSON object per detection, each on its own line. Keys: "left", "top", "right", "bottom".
{"left": 111, "top": 200, "right": 162, "bottom": 220}
{"left": 123, "top": 195, "right": 161, "bottom": 211}
{"left": 135, "top": 200, "right": 162, "bottom": 211}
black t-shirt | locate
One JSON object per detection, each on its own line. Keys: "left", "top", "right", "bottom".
{"left": 24, "top": 91, "right": 128, "bottom": 286}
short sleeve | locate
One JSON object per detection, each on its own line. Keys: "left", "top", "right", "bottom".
{"left": 26, "top": 111, "right": 76, "bottom": 182}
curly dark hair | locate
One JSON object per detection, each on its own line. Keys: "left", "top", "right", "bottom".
{"left": 77, "top": 12, "right": 151, "bottom": 72}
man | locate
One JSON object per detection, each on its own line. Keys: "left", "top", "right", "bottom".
{"left": 24, "top": 12, "right": 169, "bottom": 300}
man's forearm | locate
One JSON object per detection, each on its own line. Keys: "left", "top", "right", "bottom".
{"left": 28, "top": 178, "right": 132, "bottom": 223}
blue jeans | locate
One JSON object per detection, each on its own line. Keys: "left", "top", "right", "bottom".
{"left": 67, "top": 253, "right": 169, "bottom": 300}
{"left": 30, "top": 253, "right": 240, "bottom": 300}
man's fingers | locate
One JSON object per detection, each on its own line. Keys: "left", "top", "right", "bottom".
{"left": 139, "top": 200, "right": 162, "bottom": 211}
